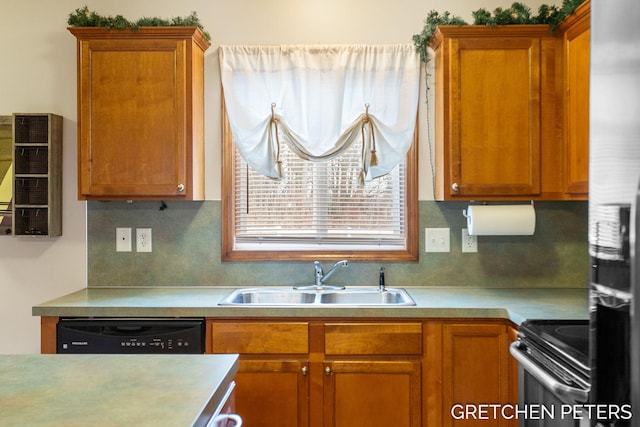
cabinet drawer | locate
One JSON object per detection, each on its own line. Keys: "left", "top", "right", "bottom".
{"left": 324, "top": 323, "right": 422, "bottom": 355}
{"left": 212, "top": 322, "right": 309, "bottom": 354}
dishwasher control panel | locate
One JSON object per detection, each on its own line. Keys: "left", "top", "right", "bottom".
{"left": 57, "top": 318, "right": 205, "bottom": 354}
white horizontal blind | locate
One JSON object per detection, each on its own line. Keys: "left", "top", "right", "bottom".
{"left": 234, "top": 138, "right": 406, "bottom": 250}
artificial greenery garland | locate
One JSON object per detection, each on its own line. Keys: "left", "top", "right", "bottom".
{"left": 67, "top": 6, "right": 211, "bottom": 41}
{"left": 412, "top": 0, "right": 586, "bottom": 65}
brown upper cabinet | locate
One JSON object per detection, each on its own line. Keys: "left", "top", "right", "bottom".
{"left": 69, "top": 27, "right": 210, "bottom": 200}
{"left": 430, "top": 21, "right": 588, "bottom": 201}
{"left": 560, "top": 0, "right": 590, "bottom": 198}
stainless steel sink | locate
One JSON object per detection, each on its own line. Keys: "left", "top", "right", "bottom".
{"left": 218, "top": 287, "right": 416, "bottom": 306}
{"left": 222, "top": 289, "right": 317, "bottom": 305}
{"left": 318, "top": 290, "right": 413, "bottom": 305}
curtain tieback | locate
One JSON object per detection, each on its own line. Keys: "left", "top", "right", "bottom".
{"left": 268, "top": 103, "right": 384, "bottom": 184}
{"left": 270, "top": 103, "right": 283, "bottom": 178}
{"left": 362, "top": 104, "right": 378, "bottom": 167}
{"left": 358, "top": 104, "right": 377, "bottom": 184}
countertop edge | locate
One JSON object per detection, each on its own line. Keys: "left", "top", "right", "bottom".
{"left": 32, "top": 287, "right": 589, "bottom": 325}
{"left": 193, "top": 355, "right": 239, "bottom": 427}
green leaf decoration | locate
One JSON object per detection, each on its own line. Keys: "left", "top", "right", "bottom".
{"left": 412, "top": 0, "right": 586, "bottom": 65}
{"left": 67, "top": 6, "right": 211, "bottom": 41}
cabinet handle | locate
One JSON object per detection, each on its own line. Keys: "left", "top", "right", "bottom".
{"left": 324, "top": 366, "right": 331, "bottom": 376}
{"left": 177, "top": 184, "right": 185, "bottom": 192}
{"left": 451, "top": 182, "right": 459, "bottom": 192}
{"left": 301, "top": 366, "right": 308, "bottom": 376}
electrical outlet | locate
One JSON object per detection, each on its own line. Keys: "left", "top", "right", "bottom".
{"left": 136, "top": 228, "right": 152, "bottom": 252}
{"left": 116, "top": 227, "right": 132, "bottom": 252}
{"left": 425, "top": 228, "right": 450, "bottom": 252}
{"left": 462, "top": 228, "right": 478, "bottom": 253}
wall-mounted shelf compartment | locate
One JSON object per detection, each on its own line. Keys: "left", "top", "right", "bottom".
{"left": 12, "top": 113, "right": 63, "bottom": 237}
{"left": 0, "top": 116, "right": 11, "bottom": 235}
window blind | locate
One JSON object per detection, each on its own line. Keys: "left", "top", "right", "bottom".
{"left": 234, "top": 138, "right": 406, "bottom": 250}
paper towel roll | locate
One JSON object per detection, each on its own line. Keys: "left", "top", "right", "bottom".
{"left": 466, "top": 205, "right": 536, "bottom": 236}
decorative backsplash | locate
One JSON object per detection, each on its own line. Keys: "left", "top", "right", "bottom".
{"left": 87, "top": 200, "right": 588, "bottom": 288}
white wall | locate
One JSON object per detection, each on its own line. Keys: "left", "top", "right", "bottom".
{"left": 0, "top": 0, "right": 547, "bottom": 353}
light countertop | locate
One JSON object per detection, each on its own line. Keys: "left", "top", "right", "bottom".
{"left": 0, "top": 353, "right": 238, "bottom": 427}
{"left": 32, "top": 286, "right": 588, "bottom": 324}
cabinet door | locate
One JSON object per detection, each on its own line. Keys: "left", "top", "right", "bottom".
{"left": 79, "top": 39, "right": 186, "bottom": 197}
{"left": 76, "top": 37, "right": 192, "bottom": 199}
{"left": 323, "top": 322, "right": 422, "bottom": 427}
{"left": 563, "top": 5, "right": 590, "bottom": 197}
{"left": 210, "top": 321, "right": 310, "bottom": 426}
{"left": 323, "top": 360, "right": 421, "bottom": 427}
{"left": 235, "top": 359, "right": 309, "bottom": 427}
{"left": 452, "top": 37, "right": 541, "bottom": 197}
{"left": 441, "top": 323, "right": 511, "bottom": 427}
{"left": 436, "top": 33, "right": 544, "bottom": 199}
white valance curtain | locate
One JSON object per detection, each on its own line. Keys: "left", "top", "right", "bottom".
{"left": 219, "top": 44, "right": 420, "bottom": 182}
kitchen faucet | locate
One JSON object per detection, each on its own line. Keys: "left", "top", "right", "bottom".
{"left": 294, "top": 260, "right": 348, "bottom": 290}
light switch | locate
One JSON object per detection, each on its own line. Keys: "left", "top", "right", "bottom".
{"left": 116, "top": 227, "right": 132, "bottom": 252}
{"left": 425, "top": 228, "right": 450, "bottom": 252}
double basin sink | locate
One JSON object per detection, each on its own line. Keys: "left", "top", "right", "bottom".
{"left": 218, "top": 287, "right": 416, "bottom": 307}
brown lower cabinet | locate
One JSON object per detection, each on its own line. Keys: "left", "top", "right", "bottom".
{"left": 427, "top": 321, "right": 519, "bottom": 427}
{"left": 210, "top": 321, "right": 310, "bottom": 426}
{"left": 234, "top": 359, "right": 309, "bottom": 427}
{"left": 207, "top": 318, "right": 517, "bottom": 427}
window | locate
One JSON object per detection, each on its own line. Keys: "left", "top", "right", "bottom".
{"left": 221, "top": 109, "right": 418, "bottom": 262}
{"left": 219, "top": 44, "right": 419, "bottom": 261}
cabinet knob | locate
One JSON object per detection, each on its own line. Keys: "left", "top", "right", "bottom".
{"left": 451, "top": 182, "right": 459, "bottom": 192}
{"left": 324, "top": 366, "right": 331, "bottom": 376}
{"left": 177, "top": 184, "right": 185, "bottom": 192}
{"left": 301, "top": 366, "right": 308, "bottom": 376}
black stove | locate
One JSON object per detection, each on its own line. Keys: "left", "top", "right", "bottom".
{"left": 518, "top": 319, "right": 590, "bottom": 379}
{"left": 511, "top": 318, "right": 591, "bottom": 413}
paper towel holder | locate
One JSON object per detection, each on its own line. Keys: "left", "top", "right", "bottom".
{"left": 462, "top": 201, "right": 536, "bottom": 236}
{"left": 462, "top": 200, "right": 535, "bottom": 219}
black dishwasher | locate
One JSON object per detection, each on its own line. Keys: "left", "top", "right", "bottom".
{"left": 57, "top": 318, "right": 205, "bottom": 354}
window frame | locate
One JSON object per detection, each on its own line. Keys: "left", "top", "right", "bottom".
{"left": 221, "top": 100, "right": 419, "bottom": 262}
